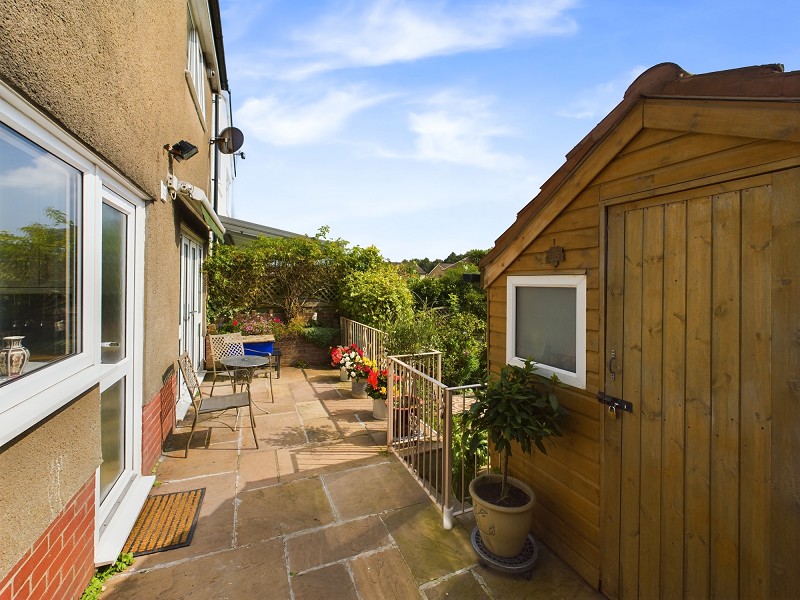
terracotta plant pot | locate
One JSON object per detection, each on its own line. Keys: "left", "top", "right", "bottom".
{"left": 469, "top": 473, "right": 536, "bottom": 558}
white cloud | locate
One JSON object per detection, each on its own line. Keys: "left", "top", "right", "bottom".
{"left": 236, "top": 87, "right": 394, "bottom": 145}
{"left": 247, "top": 0, "right": 579, "bottom": 80}
{"left": 0, "top": 155, "right": 72, "bottom": 191}
{"left": 557, "top": 66, "right": 648, "bottom": 120}
{"left": 388, "top": 92, "right": 526, "bottom": 170}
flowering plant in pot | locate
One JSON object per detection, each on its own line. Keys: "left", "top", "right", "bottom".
{"left": 464, "top": 359, "right": 566, "bottom": 557}
{"left": 366, "top": 364, "right": 389, "bottom": 419}
{"left": 330, "top": 344, "right": 359, "bottom": 381}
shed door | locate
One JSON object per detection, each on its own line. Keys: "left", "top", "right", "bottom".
{"left": 601, "top": 172, "right": 799, "bottom": 599}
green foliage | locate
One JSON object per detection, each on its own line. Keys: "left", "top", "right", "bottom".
{"left": 466, "top": 360, "right": 567, "bottom": 499}
{"left": 384, "top": 307, "right": 441, "bottom": 356}
{"left": 452, "top": 409, "right": 489, "bottom": 501}
{"left": 434, "top": 310, "right": 486, "bottom": 387}
{"left": 205, "top": 227, "right": 363, "bottom": 324}
{"left": 407, "top": 261, "right": 486, "bottom": 320}
{"left": 299, "top": 326, "right": 339, "bottom": 348}
{"left": 81, "top": 553, "right": 134, "bottom": 599}
{"left": 339, "top": 263, "right": 413, "bottom": 329}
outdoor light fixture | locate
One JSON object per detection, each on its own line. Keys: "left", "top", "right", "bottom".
{"left": 168, "top": 140, "right": 199, "bottom": 161}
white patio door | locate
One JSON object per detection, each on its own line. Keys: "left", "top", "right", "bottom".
{"left": 96, "top": 187, "right": 151, "bottom": 564}
{"left": 180, "top": 234, "right": 204, "bottom": 366}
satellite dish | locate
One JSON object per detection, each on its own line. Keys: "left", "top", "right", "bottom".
{"left": 213, "top": 127, "right": 244, "bottom": 154}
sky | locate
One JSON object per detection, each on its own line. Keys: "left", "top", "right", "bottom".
{"left": 218, "top": 0, "right": 799, "bottom": 262}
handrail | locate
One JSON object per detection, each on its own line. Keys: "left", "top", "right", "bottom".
{"left": 387, "top": 354, "right": 486, "bottom": 529}
{"left": 339, "top": 316, "right": 387, "bottom": 366}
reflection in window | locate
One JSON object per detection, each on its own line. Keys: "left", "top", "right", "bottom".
{"left": 0, "top": 122, "right": 81, "bottom": 385}
{"left": 516, "top": 287, "right": 577, "bottom": 372}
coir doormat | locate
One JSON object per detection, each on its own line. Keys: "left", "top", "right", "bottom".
{"left": 122, "top": 488, "right": 205, "bottom": 556}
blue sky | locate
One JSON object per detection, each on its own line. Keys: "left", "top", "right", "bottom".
{"left": 219, "top": 0, "right": 799, "bottom": 261}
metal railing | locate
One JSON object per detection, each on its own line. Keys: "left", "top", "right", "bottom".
{"left": 387, "top": 354, "right": 487, "bottom": 529}
{"left": 339, "top": 317, "right": 387, "bottom": 365}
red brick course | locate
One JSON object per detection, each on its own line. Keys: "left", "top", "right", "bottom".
{"left": 141, "top": 371, "right": 176, "bottom": 474}
{"left": 0, "top": 477, "right": 95, "bottom": 600}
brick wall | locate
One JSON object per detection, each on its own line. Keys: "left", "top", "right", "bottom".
{"left": 141, "top": 370, "right": 176, "bottom": 473}
{"left": 205, "top": 333, "right": 339, "bottom": 370}
{"left": 142, "top": 370, "right": 176, "bottom": 474}
{"left": 0, "top": 477, "right": 95, "bottom": 600}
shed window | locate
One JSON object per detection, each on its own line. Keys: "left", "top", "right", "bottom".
{"left": 506, "top": 275, "right": 586, "bottom": 389}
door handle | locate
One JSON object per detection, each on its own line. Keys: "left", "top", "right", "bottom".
{"left": 101, "top": 341, "right": 120, "bottom": 348}
{"left": 608, "top": 350, "right": 621, "bottom": 381}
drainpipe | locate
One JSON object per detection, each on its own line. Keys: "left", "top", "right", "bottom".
{"left": 212, "top": 92, "right": 220, "bottom": 216}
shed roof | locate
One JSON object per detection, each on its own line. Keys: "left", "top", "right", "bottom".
{"left": 480, "top": 62, "right": 800, "bottom": 287}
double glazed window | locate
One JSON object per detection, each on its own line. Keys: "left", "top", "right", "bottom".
{"left": 506, "top": 275, "right": 586, "bottom": 389}
{"left": 0, "top": 123, "right": 82, "bottom": 385}
{"left": 187, "top": 5, "right": 206, "bottom": 119}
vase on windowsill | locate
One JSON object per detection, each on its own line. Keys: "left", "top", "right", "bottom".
{"left": 0, "top": 336, "right": 30, "bottom": 378}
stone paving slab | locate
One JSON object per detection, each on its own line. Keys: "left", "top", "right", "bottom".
{"left": 286, "top": 515, "right": 391, "bottom": 573}
{"left": 324, "top": 460, "right": 430, "bottom": 520}
{"left": 105, "top": 538, "right": 289, "bottom": 599}
{"left": 382, "top": 502, "right": 475, "bottom": 585}
{"left": 350, "top": 547, "right": 420, "bottom": 599}
{"left": 103, "top": 367, "right": 598, "bottom": 600}
{"left": 237, "top": 477, "right": 334, "bottom": 545}
{"left": 291, "top": 563, "right": 359, "bottom": 600}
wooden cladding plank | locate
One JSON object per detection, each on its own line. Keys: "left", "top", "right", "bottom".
{"left": 684, "top": 196, "right": 712, "bottom": 599}
{"left": 599, "top": 139, "right": 800, "bottom": 202}
{"left": 638, "top": 206, "right": 665, "bottom": 600}
{"left": 709, "top": 190, "right": 741, "bottom": 599}
{"left": 660, "top": 201, "right": 687, "bottom": 599}
{"left": 619, "top": 129, "right": 688, "bottom": 156}
{"left": 770, "top": 168, "right": 800, "bottom": 598}
{"left": 643, "top": 98, "right": 800, "bottom": 143}
{"left": 601, "top": 205, "right": 625, "bottom": 599}
{"left": 482, "top": 107, "right": 642, "bottom": 287}
{"left": 541, "top": 206, "right": 600, "bottom": 235}
{"left": 511, "top": 246, "right": 598, "bottom": 272}
{"left": 594, "top": 132, "right": 751, "bottom": 186}
{"left": 620, "top": 209, "right": 644, "bottom": 600}
{"left": 525, "top": 226, "right": 599, "bottom": 254}
{"left": 739, "top": 184, "right": 772, "bottom": 598}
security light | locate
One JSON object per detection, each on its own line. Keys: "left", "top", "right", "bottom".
{"left": 169, "top": 140, "right": 199, "bottom": 161}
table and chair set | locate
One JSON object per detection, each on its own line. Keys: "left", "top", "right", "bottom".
{"left": 176, "top": 333, "right": 281, "bottom": 458}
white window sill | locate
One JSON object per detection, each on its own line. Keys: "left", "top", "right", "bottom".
{"left": 95, "top": 473, "right": 155, "bottom": 566}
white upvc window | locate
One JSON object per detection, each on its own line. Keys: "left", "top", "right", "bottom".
{"left": 0, "top": 83, "right": 146, "bottom": 447}
{"left": 186, "top": 4, "right": 206, "bottom": 120}
{"left": 506, "top": 274, "right": 587, "bottom": 389}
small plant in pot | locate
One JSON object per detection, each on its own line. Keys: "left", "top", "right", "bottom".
{"left": 464, "top": 359, "right": 567, "bottom": 558}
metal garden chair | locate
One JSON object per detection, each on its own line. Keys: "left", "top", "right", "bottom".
{"left": 177, "top": 352, "right": 258, "bottom": 457}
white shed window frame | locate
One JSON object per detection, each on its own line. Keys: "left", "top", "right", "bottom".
{"left": 506, "top": 274, "right": 587, "bottom": 389}
{"left": 0, "top": 83, "right": 146, "bottom": 447}
{"left": 186, "top": 3, "right": 206, "bottom": 121}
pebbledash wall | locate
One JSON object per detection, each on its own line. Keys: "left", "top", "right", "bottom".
{"left": 0, "top": 0, "right": 228, "bottom": 597}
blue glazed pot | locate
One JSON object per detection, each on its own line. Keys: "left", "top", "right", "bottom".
{"left": 243, "top": 341, "right": 274, "bottom": 355}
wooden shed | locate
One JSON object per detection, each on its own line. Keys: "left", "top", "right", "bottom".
{"left": 480, "top": 63, "right": 800, "bottom": 599}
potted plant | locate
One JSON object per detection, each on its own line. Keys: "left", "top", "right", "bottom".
{"left": 330, "top": 345, "right": 354, "bottom": 381}
{"left": 341, "top": 346, "right": 371, "bottom": 398}
{"left": 366, "top": 364, "right": 389, "bottom": 419}
{"left": 464, "top": 359, "right": 567, "bottom": 558}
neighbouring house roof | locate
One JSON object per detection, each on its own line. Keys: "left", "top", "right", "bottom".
{"left": 219, "top": 215, "right": 303, "bottom": 245}
{"left": 480, "top": 62, "right": 800, "bottom": 287}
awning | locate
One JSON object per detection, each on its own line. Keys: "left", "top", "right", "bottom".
{"left": 201, "top": 205, "right": 225, "bottom": 238}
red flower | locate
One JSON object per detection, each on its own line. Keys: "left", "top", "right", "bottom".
{"left": 367, "top": 369, "right": 379, "bottom": 389}
{"left": 232, "top": 320, "right": 239, "bottom": 326}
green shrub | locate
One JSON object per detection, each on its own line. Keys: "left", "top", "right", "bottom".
{"left": 339, "top": 264, "right": 413, "bottom": 329}
{"left": 434, "top": 310, "right": 486, "bottom": 387}
{"left": 299, "top": 326, "right": 339, "bottom": 348}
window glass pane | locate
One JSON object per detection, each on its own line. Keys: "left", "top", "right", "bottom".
{"left": 516, "top": 286, "right": 577, "bottom": 372}
{"left": 100, "top": 378, "right": 125, "bottom": 501}
{"left": 0, "top": 123, "right": 81, "bottom": 385}
{"left": 101, "top": 203, "right": 126, "bottom": 364}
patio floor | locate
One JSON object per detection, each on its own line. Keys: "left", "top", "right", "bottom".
{"left": 103, "top": 367, "right": 602, "bottom": 599}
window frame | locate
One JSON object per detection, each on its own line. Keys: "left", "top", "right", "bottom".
{"left": 506, "top": 274, "right": 587, "bottom": 389}
{"left": 186, "top": 3, "right": 206, "bottom": 121}
{"left": 0, "top": 82, "right": 146, "bottom": 447}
